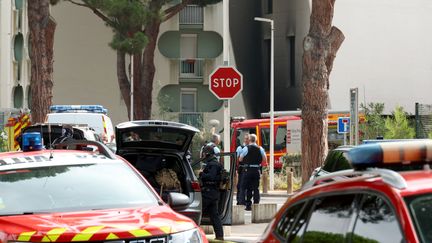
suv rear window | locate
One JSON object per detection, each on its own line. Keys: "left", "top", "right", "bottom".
{"left": 120, "top": 127, "right": 189, "bottom": 150}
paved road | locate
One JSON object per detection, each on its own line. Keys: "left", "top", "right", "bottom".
{"left": 205, "top": 195, "right": 289, "bottom": 243}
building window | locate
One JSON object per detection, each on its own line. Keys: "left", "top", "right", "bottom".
{"left": 267, "top": 0, "right": 273, "bottom": 14}
{"left": 13, "top": 85, "right": 24, "bottom": 108}
{"left": 26, "top": 85, "right": 32, "bottom": 109}
{"left": 180, "top": 89, "right": 197, "bottom": 112}
{"left": 180, "top": 34, "right": 203, "bottom": 79}
{"left": 288, "top": 36, "right": 296, "bottom": 87}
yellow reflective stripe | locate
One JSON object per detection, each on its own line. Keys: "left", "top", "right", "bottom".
{"left": 72, "top": 226, "right": 105, "bottom": 242}
{"left": 128, "top": 229, "right": 151, "bottom": 238}
{"left": 106, "top": 233, "right": 119, "bottom": 240}
{"left": 158, "top": 226, "right": 171, "bottom": 234}
{"left": 18, "top": 231, "right": 36, "bottom": 242}
{"left": 41, "top": 228, "right": 67, "bottom": 242}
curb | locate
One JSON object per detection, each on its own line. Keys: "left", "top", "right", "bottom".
{"left": 234, "top": 192, "right": 293, "bottom": 198}
{"left": 260, "top": 193, "right": 291, "bottom": 198}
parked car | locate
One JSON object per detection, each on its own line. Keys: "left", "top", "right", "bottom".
{"left": 46, "top": 105, "right": 115, "bottom": 143}
{"left": 260, "top": 140, "right": 432, "bottom": 243}
{"left": 308, "top": 146, "right": 353, "bottom": 181}
{"left": 115, "top": 120, "right": 236, "bottom": 225}
{"left": 0, "top": 136, "right": 206, "bottom": 243}
{"left": 18, "top": 123, "right": 99, "bottom": 148}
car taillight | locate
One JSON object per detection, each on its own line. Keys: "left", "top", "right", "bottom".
{"left": 191, "top": 181, "right": 201, "bottom": 192}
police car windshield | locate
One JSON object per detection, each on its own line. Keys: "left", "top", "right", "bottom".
{"left": 0, "top": 163, "right": 159, "bottom": 215}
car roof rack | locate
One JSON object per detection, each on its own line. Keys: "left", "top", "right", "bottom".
{"left": 302, "top": 168, "right": 408, "bottom": 190}
{"left": 53, "top": 139, "right": 117, "bottom": 160}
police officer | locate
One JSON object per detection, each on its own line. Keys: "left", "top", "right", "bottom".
{"left": 236, "top": 134, "right": 250, "bottom": 205}
{"left": 239, "top": 134, "right": 267, "bottom": 211}
{"left": 199, "top": 144, "right": 224, "bottom": 241}
{"left": 200, "top": 134, "right": 221, "bottom": 159}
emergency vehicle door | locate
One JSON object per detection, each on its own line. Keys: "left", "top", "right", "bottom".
{"left": 199, "top": 152, "right": 237, "bottom": 225}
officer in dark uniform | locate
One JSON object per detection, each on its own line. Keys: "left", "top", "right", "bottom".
{"left": 236, "top": 134, "right": 250, "bottom": 205}
{"left": 239, "top": 134, "right": 267, "bottom": 211}
{"left": 199, "top": 144, "right": 224, "bottom": 241}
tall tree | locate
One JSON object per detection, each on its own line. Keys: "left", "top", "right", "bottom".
{"left": 28, "top": 1, "right": 57, "bottom": 123}
{"left": 360, "top": 102, "right": 386, "bottom": 140}
{"left": 65, "top": 0, "right": 220, "bottom": 120}
{"left": 385, "top": 106, "right": 415, "bottom": 139}
{"left": 301, "top": 0, "right": 344, "bottom": 182}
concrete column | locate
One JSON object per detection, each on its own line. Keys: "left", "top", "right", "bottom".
{"left": 232, "top": 205, "right": 245, "bottom": 225}
{"left": 252, "top": 203, "right": 277, "bottom": 223}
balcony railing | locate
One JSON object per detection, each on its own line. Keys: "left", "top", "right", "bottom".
{"left": 180, "top": 58, "right": 204, "bottom": 79}
{"left": 179, "top": 5, "right": 203, "bottom": 25}
{"left": 160, "top": 112, "right": 205, "bottom": 129}
{"left": 179, "top": 112, "right": 204, "bottom": 129}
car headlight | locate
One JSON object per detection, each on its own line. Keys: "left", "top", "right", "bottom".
{"left": 168, "top": 228, "right": 202, "bottom": 243}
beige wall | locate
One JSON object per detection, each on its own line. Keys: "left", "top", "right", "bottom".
{"left": 330, "top": 0, "right": 432, "bottom": 113}
{"left": 51, "top": 3, "right": 127, "bottom": 125}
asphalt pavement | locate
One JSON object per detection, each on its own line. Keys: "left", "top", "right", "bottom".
{"left": 205, "top": 192, "right": 289, "bottom": 243}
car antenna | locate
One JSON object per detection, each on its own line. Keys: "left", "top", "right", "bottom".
{"left": 48, "top": 123, "right": 53, "bottom": 159}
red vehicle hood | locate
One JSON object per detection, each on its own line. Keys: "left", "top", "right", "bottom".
{"left": 0, "top": 206, "right": 197, "bottom": 242}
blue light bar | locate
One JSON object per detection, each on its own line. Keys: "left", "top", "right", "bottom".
{"left": 22, "top": 132, "right": 43, "bottom": 152}
{"left": 50, "top": 105, "right": 108, "bottom": 114}
{"left": 347, "top": 140, "right": 432, "bottom": 169}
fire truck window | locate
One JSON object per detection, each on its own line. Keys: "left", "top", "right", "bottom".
{"left": 236, "top": 128, "right": 256, "bottom": 148}
{"left": 275, "top": 126, "right": 287, "bottom": 151}
{"left": 261, "top": 128, "right": 270, "bottom": 151}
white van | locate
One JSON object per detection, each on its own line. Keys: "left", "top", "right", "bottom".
{"left": 45, "top": 105, "right": 115, "bottom": 143}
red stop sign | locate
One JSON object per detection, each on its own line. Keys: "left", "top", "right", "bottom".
{"left": 209, "top": 66, "right": 243, "bottom": 100}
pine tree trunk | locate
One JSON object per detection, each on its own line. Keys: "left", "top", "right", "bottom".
{"left": 140, "top": 19, "right": 161, "bottom": 120}
{"left": 301, "top": 0, "right": 344, "bottom": 183}
{"left": 116, "top": 50, "right": 131, "bottom": 118}
{"left": 28, "top": 1, "right": 56, "bottom": 123}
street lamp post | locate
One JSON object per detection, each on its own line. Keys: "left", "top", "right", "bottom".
{"left": 254, "top": 17, "right": 275, "bottom": 191}
{"left": 130, "top": 54, "right": 134, "bottom": 121}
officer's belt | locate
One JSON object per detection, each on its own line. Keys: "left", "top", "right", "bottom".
{"left": 202, "top": 181, "right": 219, "bottom": 185}
{"left": 244, "top": 164, "right": 261, "bottom": 168}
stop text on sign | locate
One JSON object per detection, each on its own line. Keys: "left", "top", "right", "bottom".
{"left": 212, "top": 78, "right": 240, "bottom": 88}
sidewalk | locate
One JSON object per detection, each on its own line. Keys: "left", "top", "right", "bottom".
{"left": 234, "top": 190, "right": 293, "bottom": 198}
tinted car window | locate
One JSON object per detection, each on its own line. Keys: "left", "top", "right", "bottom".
{"left": 290, "top": 201, "right": 313, "bottom": 243}
{"left": 351, "top": 194, "right": 404, "bottom": 243}
{"left": 275, "top": 202, "right": 304, "bottom": 240}
{"left": 405, "top": 193, "right": 432, "bottom": 243}
{"left": 322, "top": 150, "right": 351, "bottom": 173}
{"left": 303, "top": 194, "right": 356, "bottom": 243}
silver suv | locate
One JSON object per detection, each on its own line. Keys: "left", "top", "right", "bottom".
{"left": 115, "top": 120, "right": 236, "bottom": 225}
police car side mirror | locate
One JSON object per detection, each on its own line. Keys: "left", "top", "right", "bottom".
{"left": 167, "top": 192, "right": 190, "bottom": 211}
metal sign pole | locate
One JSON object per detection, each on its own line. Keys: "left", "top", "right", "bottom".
{"left": 223, "top": 0, "right": 231, "bottom": 158}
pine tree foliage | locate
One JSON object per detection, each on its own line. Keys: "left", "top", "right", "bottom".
{"left": 384, "top": 106, "right": 415, "bottom": 139}
{"left": 360, "top": 102, "right": 386, "bottom": 140}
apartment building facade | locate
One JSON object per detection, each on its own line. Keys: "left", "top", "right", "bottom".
{"left": 0, "top": 0, "right": 31, "bottom": 110}
{"left": 51, "top": 2, "right": 245, "bottom": 128}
